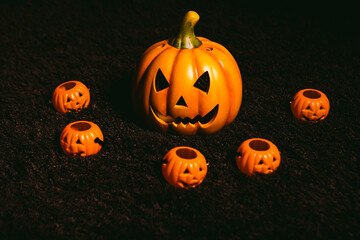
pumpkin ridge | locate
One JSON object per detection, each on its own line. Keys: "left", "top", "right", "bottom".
{"left": 273, "top": 151, "right": 281, "bottom": 166}
{"left": 63, "top": 93, "right": 69, "bottom": 112}
{"left": 191, "top": 49, "right": 202, "bottom": 114}
{"left": 294, "top": 96, "right": 303, "bottom": 118}
{"left": 207, "top": 45, "right": 241, "bottom": 111}
{"left": 80, "top": 135, "right": 87, "bottom": 155}
{"left": 266, "top": 153, "right": 273, "bottom": 166}
{"left": 309, "top": 102, "right": 315, "bottom": 112}
{"left": 141, "top": 47, "right": 178, "bottom": 120}
{"left": 301, "top": 99, "right": 311, "bottom": 118}
{"left": 247, "top": 152, "right": 257, "bottom": 175}
{"left": 170, "top": 159, "right": 183, "bottom": 185}
{"left": 192, "top": 47, "right": 199, "bottom": 86}
{"left": 194, "top": 49, "right": 221, "bottom": 97}
{"left": 165, "top": 154, "right": 178, "bottom": 180}
{"left": 202, "top": 48, "right": 235, "bottom": 122}
{"left": 57, "top": 91, "right": 65, "bottom": 113}
{"left": 65, "top": 129, "right": 73, "bottom": 147}
{"left": 73, "top": 132, "right": 80, "bottom": 147}
{"left": 61, "top": 128, "right": 69, "bottom": 145}
{"left": 167, "top": 49, "right": 182, "bottom": 115}
{"left": 241, "top": 151, "right": 251, "bottom": 172}
{"left": 291, "top": 96, "right": 301, "bottom": 117}
{"left": 68, "top": 133, "right": 76, "bottom": 153}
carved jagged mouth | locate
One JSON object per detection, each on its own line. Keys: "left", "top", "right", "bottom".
{"left": 303, "top": 115, "right": 325, "bottom": 122}
{"left": 150, "top": 105, "right": 219, "bottom": 125}
{"left": 180, "top": 180, "right": 198, "bottom": 188}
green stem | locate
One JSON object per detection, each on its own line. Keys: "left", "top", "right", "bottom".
{"left": 169, "top": 11, "right": 202, "bottom": 49}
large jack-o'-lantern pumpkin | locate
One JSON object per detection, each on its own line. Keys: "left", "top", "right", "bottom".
{"left": 132, "top": 11, "right": 242, "bottom": 135}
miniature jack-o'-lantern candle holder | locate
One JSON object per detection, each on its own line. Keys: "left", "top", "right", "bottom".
{"left": 236, "top": 138, "right": 281, "bottom": 176}
{"left": 291, "top": 89, "right": 330, "bottom": 122}
{"left": 60, "top": 121, "right": 103, "bottom": 157}
{"left": 162, "top": 146, "right": 208, "bottom": 188}
{"left": 53, "top": 81, "right": 90, "bottom": 114}
{"left": 132, "top": 11, "right": 242, "bottom": 135}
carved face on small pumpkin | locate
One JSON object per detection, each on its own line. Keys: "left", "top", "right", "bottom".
{"left": 132, "top": 11, "right": 242, "bottom": 135}
{"left": 162, "top": 146, "right": 208, "bottom": 188}
{"left": 60, "top": 121, "right": 103, "bottom": 157}
{"left": 53, "top": 81, "right": 90, "bottom": 114}
{"left": 236, "top": 138, "right": 281, "bottom": 176}
{"left": 291, "top": 89, "right": 330, "bottom": 122}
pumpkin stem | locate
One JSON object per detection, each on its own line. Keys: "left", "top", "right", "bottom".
{"left": 169, "top": 11, "right": 202, "bottom": 49}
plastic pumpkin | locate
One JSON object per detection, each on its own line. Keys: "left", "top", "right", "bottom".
{"left": 235, "top": 138, "right": 281, "bottom": 176}
{"left": 53, "top": 81, "right": 90, "bottom": 114}
{"left": 291, "top": 89, "right": 330, "bottom": 122}
{"left": 132, "top": 11, "right": 242, "bottom": 135}
{"left": 162, "top": 146, "right": 208, "bottom": 188}
{"left": 60, "top": 121, "right": 103, "bottom": 157}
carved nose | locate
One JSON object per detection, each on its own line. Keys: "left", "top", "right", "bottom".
{"left": 176, "top": 96, "right": 187, "bottom": 107}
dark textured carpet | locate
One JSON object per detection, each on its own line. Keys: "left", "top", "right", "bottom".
{"left": 1, "top": 0, "right": 359, "bottom": 239}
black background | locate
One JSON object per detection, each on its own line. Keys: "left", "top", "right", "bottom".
{"left": 1, "top": 0, "right": 359, "bottom": 239}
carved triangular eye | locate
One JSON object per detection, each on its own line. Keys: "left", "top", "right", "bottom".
{"left": 155, "top": 69, "right": 169, "bottom": 92}
{"left": 194, "top": 71, "right": 210, "bottom": 94}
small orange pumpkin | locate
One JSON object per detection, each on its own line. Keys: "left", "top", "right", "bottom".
{"left": 53, "top": 81, "right": 90, "bottom": 114}
{"left": 132, "top": 11, "right": 242, "bottom": 135}
{"left": 60, "top": 121, "right": 103, "bottom": 157}
{"left": 291, "top": 89, "right": 330, "bottom": 122}
{"left": 235, "top": 138, "right": 281, "bottom": 176}
{"left": 162, "top": 146, "right": 208, "bottom": 188}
